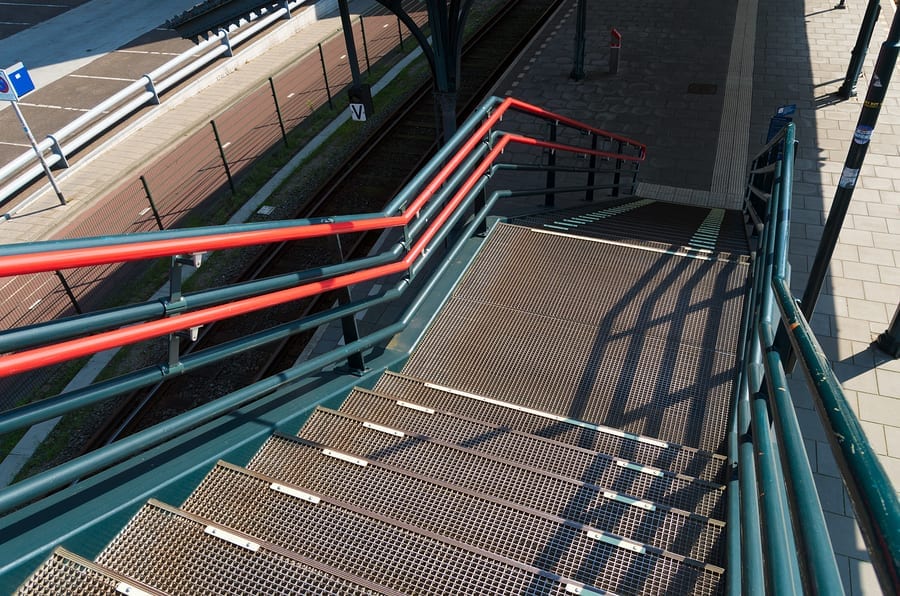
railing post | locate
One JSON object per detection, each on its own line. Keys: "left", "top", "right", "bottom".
{"left": 333, "top": 232, "right": 366, "bottom": 373}
{"left": 210, "top": 120, "right": 235, "bottom": 193}
{"left": 397, "top": 17, "right": 405, "bottom": 51}
{"left": 219, "top": 28, "right": 234, "bottom": 57}
{"left": 876, "top": 302, "right": 900, "bottom": 357}
{"left": 545, "top": 120, "right": 557, "bottom": 206}
{"left": 612, "top": 139, "right": 624, "bottom": 196}
{"left": 140, "top": 175, "right": 165, "bottom": 230}
{"left": 269, "top": 77, "right": 289, "bottom": 147}
{"left": 585, "top": 133, "right": 598, "bottom": 201}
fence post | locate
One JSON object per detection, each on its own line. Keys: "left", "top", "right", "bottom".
{"left": 210, "top": 120, "right": 235, "bottom": 193}
{"left": 318, "top": 43, "right": 334, "bottom": 109}
{"left": 545, "top": 121, "right": 557, "bottom": 206}
{"left": 397, "top": 17, "right": 405, "bottom": 51}
{"left": 140, "top": 175, "right": 165, "bottom": 230}
{"left": 360, "top": 16, "right": 372, "bottom": 74}
{"left": 54, "top": 270, "right": 82, "bottom": 314}
{"left": 269, "top": 77, "right": 289, "bottom": 146}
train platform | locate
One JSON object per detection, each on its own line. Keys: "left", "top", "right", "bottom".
{"left": 1, "top": 0, "right": 899, "bottom": 592}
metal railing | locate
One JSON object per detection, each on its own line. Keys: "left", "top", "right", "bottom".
{"left": 0, "top": 0, "right": 315, "bottom": 211}
{"left": 731, "top": 122, "right": 900, "bottom": 595}
{"left": 0, "top": 96, "right": 645, "bottom": 512}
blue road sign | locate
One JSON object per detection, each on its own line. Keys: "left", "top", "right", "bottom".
{"left": 0, "top": 62, "right": 35, "bottom": 101}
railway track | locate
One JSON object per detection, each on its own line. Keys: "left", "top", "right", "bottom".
{"left": 82, "top": 0, "right": 563, "bottom": 452}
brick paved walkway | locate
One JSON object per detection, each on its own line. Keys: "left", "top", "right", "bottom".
{"left": 489, "top": 1, "right": 899, "bottom": 592}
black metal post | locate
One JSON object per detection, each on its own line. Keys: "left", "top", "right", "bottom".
{"left": 140, "top": 175, "right": 164, "bottom": 230}
{"left": 333, "top": 233, "right": 366, "bottom": 373}
{"left": 337, "top": 0, "right": 362, "bottom": 87}
{"left": 570, "top": 0, "right": 587, "bottom": 80}
{"left": 54, "top": 271, "right": 82, "bottom": 314}
{"left": 612, "top": 140, "right": 624, "bottom": 196}
{"left": 802, "top": 8, "right": 900, "bottom": 326}
{"left": 360, "top": 16, "right": 371, "bottom": 73}
{"left": 545, "top": 121, "right": 557, "bottom": 206}
{"left": 876, "top": 302, "right": 900, "bottom": 357}
{"left": 269, "top": 77, "right": 288, "bottom": 146}
{"left": 210, "top": 120, "right": 235, "bottom": 193}
{"left": 838, "top": 0, "right": 882, "bottom": 98}
{"left": 318, "top": 43, "right": 333, "bottom": 109}
{"left": 586, "top": 133, "right": 598, "bottom": 201}
{"left": 397, "top": 17, "right": 405, "bottom": 51}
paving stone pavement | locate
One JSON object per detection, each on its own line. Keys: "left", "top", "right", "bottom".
{"left": 488, "top": 0, "right": 899, "bottom": 593}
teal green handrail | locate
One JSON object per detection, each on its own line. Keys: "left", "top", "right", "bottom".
{"left": 740, "top": 121, "right": 900, "bottom": 594}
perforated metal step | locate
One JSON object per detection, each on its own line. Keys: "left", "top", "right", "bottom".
{"left": 248, "top": 433, "right": 726, "bottom": 570}
{"left": 94, "top": 500, "right": 396, "bottom": 595}
{"left": 184, "top": 461, "right": 614, "bottom": 595}
{"left": 373, "top": 371, "right": 728, "bottom": 483}
{"left": 402, "top": 223, "right": 748, "bottom": 453}
{"left": 15, "top": 548, "right": 166, "bottom": 596}
{"left": 339, "top": 388, "right": 725, "bottom": 504}
{"left": 512, "top": 200, "right": 749, "bottom": 260}
{"left": 298, "top": 407, "right": 725, "bottom": 519}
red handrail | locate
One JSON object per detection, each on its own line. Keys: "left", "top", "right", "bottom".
{"left": 0, "top": 98, "right": 644, "bottom": 278}
{"left": 0, "top": 98, "right": 646, "bottom": 376}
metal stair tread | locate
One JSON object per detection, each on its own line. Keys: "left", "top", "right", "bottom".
{"left": 373, "top": 370, "right": 728, "bottom": 483}
{"left": 184, "top": 460, "right": 701, "bottom": 595}
{"left": 246, "top": 435, "right": 728, "bottom": 578}
{"left": 15, "top": 547, "right": 168, "bottom": 596}
{"left": 297, "top": 406, "right": 726, "bottom": 520}
{"left": 339, "top": 387, "right": 726, "bottom": 493}
{"left": 403, "top": 295, "right": 737, "bottom": 454}
{"left": 94, "top": 499, "right": 398, "bottom": 595}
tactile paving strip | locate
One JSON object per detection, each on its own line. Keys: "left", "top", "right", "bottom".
{"left": 297, "top": 408, "right": 725, "bottom": 519}
{"left": 15, "top": 548, "right": 165, "bottom": 596}
{"left": 513, "top": 200, "right": 749, "bottom": 259}
{"left": 248, "top": 435, "right": 726, "bottom": 568}
{"left": 95, "top": 501, "right": 393, "bottom": 595}
{"left": 373, "top": 371, "right": 727, "bottom": 483}
{"left": 183, "top": 462, "right": 583, "bottom": 595}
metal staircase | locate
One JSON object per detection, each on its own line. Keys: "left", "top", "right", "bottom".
{"left": 17, "top": 205, "right": 746, "bottom": 595}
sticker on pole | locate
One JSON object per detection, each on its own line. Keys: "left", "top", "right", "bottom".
{"left": 853, "top": 125, "right": 873, "bottom": 145}
{"left": 839, "top": 167, "right": 860, "bottom": 188}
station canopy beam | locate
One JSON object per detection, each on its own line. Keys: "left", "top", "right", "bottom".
{"left": 376, "top": 0, "right": 474, "bottom": 142}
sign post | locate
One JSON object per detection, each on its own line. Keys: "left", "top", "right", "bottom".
{"left": 1, "top": 63, "right": 66, "bottom": 205}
